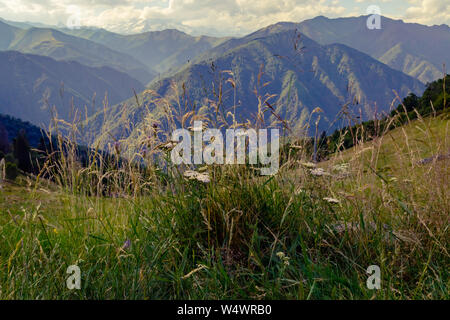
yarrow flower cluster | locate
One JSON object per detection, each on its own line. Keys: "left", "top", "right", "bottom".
{"left": 276, "top": 252, "right": 290, "bottom": 266}
{"left": 332, "top": 163, "right": 349, "bottom": 173}
{"left": 183, "top": 170, "right": 211, "bottom": 184}
{"left": 300, "top": 162, "right": 317, "bottom": 169}
{"left": 309, "top": 168, "right": 331, "bottom": 177}
{"left": 323, "top": 197, "right": 340, "bottom": 204}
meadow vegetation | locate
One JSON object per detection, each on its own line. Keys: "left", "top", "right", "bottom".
{"left": 0, "top": 75, "right": 448, "bottom": 300}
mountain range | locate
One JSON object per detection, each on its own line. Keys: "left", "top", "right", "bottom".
{"left": 60, "top": 27, "right": 230, "bottom": 75}
{"left": 188, "top": 16, "right": 449, "bottom": 84}
{"left": 86, "top": 29, "right": 424, "bottom": 148}
{"left": 295, "top": 16, "right": 449, "bottom": 84}
{"left": 0, "top": 51, "right": 143, "bottom": 126}
{"left": 0, "top": 22, "right": 155, "bottom": 84}
{"left": 0, "top": 15, "right": 448, "bottom": 147}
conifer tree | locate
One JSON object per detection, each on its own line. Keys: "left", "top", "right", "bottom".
{"left": 13, "top": 130, "right": 32, "bottom": 173}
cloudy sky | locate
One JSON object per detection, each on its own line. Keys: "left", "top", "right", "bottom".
{"left": 0, "top": 0, "right": 448, "bottom": 36}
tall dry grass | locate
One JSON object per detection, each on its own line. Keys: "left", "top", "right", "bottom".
{"left": 0, "top": 65, "right": 448, "bottom": 299}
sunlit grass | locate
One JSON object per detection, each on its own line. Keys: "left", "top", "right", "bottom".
{"left": 0, "top": 111, "right": 448, "bottom": 299}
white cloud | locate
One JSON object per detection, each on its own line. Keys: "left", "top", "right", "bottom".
{"left": 94, "top": 0, "right": 349, "bottom": 35}
{"left": 0, "top": 0, "right": 447, "bottom": 36}
{"left": 0, "top": 0, "right": 347, "bottom": 35}
{"left": 404, "top": 0, "right": 450, "bottom": 26}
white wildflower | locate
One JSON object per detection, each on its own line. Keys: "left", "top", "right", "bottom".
{"left": 276, "top": 252, "right": 290, "bottom": 266}
{"left": 276, "top": 252, "right": 285, "bottom": 259}
{"left": 332, "top": 163, "right": 349, "bottom": 173}
{"left": 323, "top": 197, "right": 340, "bottom": 204}
{"left": 309, "top": 168, "right": 330, "bottom": 176}
{"left": 183, "top": 170, "right": 198, "bottom": 179}
{"left": 301, "top": 162, "right": 316, "bottom": 169}
{"left": 195, "top": 173, "right": 211, "bottom": 184}
{"left": 183, "top": 170, "right": 210, "bottom": 184}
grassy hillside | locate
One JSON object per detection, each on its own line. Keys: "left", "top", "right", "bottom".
{"left": 0, "top": 106, "right": 447, "bottom": 299}
{"left": 327, "top": 114, "right": 448, "bottom": 170}
{"left": 0, "top": 17, "right": 447, "bottom": 301}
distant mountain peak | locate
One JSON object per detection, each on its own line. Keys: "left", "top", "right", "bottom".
{"left": 0, "top": 50, "right": 144, "bottom": 127}
{"left": 1, "top": 23, "right": 156, "bottom": 84}
{"left": 296, "top": 15, "right": 450, "bottom": 83}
